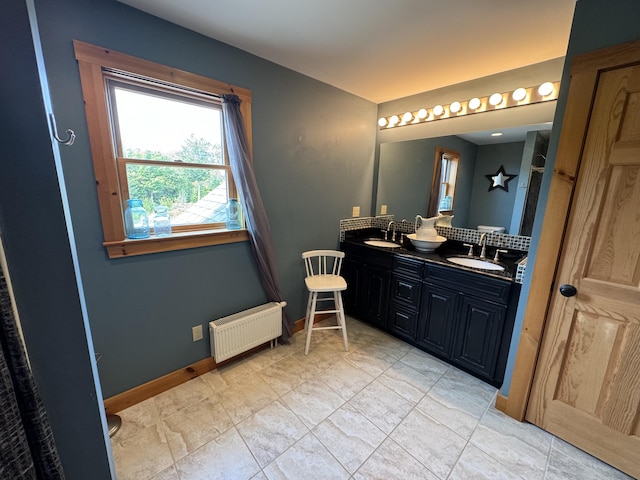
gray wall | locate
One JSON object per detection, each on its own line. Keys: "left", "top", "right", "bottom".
{"left": 466, "top": 142, "right": 524, "bottom": 233}
{"left": 0, "top": 0, "right": 112, "bottom": 477}
{"left": 501, "top": 0, "right": 640, "bottom": 395}
{"left": 32, "top": 0, "right": 377, "bottom": 398}
{"left": 376, "top": 136, "right": 477, "bottom": 225}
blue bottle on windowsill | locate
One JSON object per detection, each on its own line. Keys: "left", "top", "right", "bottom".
{"left": 124, "top": 199, "right": 150, "bottom": 239}
{"left": 226, "top": 198, "right": 242, "bottom": 230}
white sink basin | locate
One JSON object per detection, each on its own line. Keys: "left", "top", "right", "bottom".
{"left": 364, "top": 240, "right": 401, "bottom": 248}
{"left": 447, "top": 256, "right": 505, "bottom": 271}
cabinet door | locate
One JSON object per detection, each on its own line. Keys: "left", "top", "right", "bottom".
{"left": 388, "top": 302, "right": 418, "bottom": 342}
{"left": 417, "top": 283, "right": 457, "bottom": 358}
{"left": 452, "top": 296, "right": 505, "bottom": 380}
{"left": 362, "top": 265, "right": 390, "bottom": 329}
{"left": 342, "top": 258, "right": 365, "bottom": 315}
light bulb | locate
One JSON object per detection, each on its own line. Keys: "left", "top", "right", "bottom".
{"left": 378, "top": 117, "right": 388, "bottom": 127}
{"left": 417, "top": 108, "right": 428, "bottom": 119}
{"left": 489, "top": 93, "right": 504, "bottom": 106}
{"left": 389, "top": 115, "right": 399, "bottom": 126}
{"left": 433, "top": 104, "right": 444, "bottom": 116}
{"left": 538, "top": 82, "right": 554, "bottom": 96}
{"left": 450, "top": 101, "right": 461, "bottom": 113}
{"left": 468, "top": 97, "right": 481, "bottom": 110}
{"left": 512, "top": 87, "right": 527, "bottom": 101}
{"left": 403, "top": 111, "right": 413, "bottom": 122}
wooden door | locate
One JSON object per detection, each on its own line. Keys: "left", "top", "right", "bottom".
{"left": 526, "top": 64, "right": 640, "bottom": 478}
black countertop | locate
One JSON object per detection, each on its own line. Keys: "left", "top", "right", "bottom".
{"left": 341, "top": 229, "right": 527, "bottom": 282}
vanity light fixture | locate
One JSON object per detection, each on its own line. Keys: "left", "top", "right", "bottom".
{"left": 468, "top": 97, "right": 481, "bottom": 110}
{"left": 377, "top": 81, "right": 560, "bottom": 130}
{"left": 491, "top": 132, "right": 503, "bottom": 137}
{"left": 538, "top": 81, "right": 555, "bottom": 97}
{"left": 512, "top": 87, "right": 527, "bottom": 101}
{"left": 489, "top": 93, "right": 504, "bottom": 106}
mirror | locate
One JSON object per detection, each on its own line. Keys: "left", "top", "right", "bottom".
{"left": 375, "top": 123, "right": 550, "bottom": 236}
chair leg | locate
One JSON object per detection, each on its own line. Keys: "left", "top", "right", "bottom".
{"left": 335, "top": 291, "right": 349, "bottom": 352}
{"left": 304, "top": 291, "right": 313, "bottom": 331}
{"left": 304, "top": 292, "right": 317, "bottom": 355}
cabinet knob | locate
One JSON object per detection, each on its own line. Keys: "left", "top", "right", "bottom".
{"left": 559, "top": 284, "right": 577, "bottom": 297}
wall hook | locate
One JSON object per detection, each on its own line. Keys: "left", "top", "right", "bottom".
{"left": 49, "top": 113, "right": 76, "bottom": 146}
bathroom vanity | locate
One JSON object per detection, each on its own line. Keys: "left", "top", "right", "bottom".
{"left": 341, "top": 233, "right": 523, "bottom": 387}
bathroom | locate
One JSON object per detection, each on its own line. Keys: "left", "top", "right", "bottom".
{"left": 3, "top": 0, "right": 640, "bottom": 478}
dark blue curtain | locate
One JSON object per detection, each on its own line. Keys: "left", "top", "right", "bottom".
{"left": 0, "top": 263, "right": 65, "bottom": 479}
{"left": 221, "top": 94, "right": 292, "bottom": 340}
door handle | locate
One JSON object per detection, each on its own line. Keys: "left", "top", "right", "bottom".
{"left": 559, "top": 284, "right": 577, "bottom": 297}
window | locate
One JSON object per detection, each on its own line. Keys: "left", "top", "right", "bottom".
{"left": 74, "top": 41, "right": 251, "bottom": 258}
{"left": 428, "top": 147, "right": 459, "bottom": 216}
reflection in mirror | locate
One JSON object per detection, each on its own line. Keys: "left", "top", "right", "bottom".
{"left": 375, "top": 124, "right": 550, "bottom": 235}
{"left": 428, "top": 147, "right": 459, "bottom": 217}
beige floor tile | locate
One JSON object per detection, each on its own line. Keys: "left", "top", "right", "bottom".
{"left": 175, "top": 427, "right": 260, "bottom": 480}
{"left": 110, "top": 319, "right": 628, "bottom": 480}
{"left": 390, "top": 408, "right": 467, "bottom": 479}
{"left": 236, "top": 400, "right": 308, "bottom": 467}
{"left": 162, "top": 396, "right": 233, "bottom": 460}
{"left": 111, "top": 424, "right": 174, "bottom": 480}
{"left": 548, "top": 438, "right": 633, "bottom": 480}
{"left": 313, "top": 403, "right": 386, "bottom": 474}
{"left": 353, "top": 438, "right": 440, "bottom": 480}
{"left": 153, "top": 377, "right": 215, "bottom": 418}
{"left": 399, "top": 348, "right": 450, "bottom": 377}
{"left": 470, "top": 409, "right": 551, "bottom": 479}
{"left": 218, "top": 374, "right": 279, "bottom": 424}
{"left": 345, "top": 347, "right": 396, "bottom": 377}
{"left": 449, "top": 444, "right": 521, "bottom": 480}
{"left": 281, "top": 377, "right": 345, "bottom": 428}
{"left": 378, "top": 360, "right": 441, "bottom": 403}
{"left": 150, "top": 465, "right": 180, "bottom": 480}
{"left": 112, "top": 397, "right": 161, "bottom": 443}
{"left": 349, "top": 379, "right": 413, "bottom": 434}
{"left": 258, "top": 354, "right": 314, "bottom": 396}
{"left": 263, "top": 433, "right": 349, "bottom": 480}
{"left": 317, "top": 359, "right": 373, "bottom": 400}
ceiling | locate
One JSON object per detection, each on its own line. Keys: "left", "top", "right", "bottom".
{"left": 117, "top": 0, "right": 577, "bottom": 104}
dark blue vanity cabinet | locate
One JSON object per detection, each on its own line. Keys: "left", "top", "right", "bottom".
{"left": 342, "top": 244, "right": 392, "bottom": 330}
{"left": 341, "top": 240, "right": 521, "bottom": 387}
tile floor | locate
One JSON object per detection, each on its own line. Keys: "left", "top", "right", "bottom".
{"left": 110, "top": 317, "right": 632, "bottom": 480}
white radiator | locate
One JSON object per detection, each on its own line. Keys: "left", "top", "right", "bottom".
{"left": 209, "top": 301, "right": 286, "bottom": 363}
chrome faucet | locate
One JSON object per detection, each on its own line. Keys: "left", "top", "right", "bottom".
{"left": 479, "top": 232, "right": 488, "bottom": 259}
{"left": 386, "top": 221, "right": 396, "bottom": 241}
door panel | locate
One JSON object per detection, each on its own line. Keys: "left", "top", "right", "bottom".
{"left": 527, "top": 65, "right": 640, "bottom": 478}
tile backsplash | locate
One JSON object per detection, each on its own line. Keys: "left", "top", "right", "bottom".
{"left": 340, "top": 215, "right": 531, "bottom": 283}
{"left": 340, "top": 215, "right": 531, "bottom": 251}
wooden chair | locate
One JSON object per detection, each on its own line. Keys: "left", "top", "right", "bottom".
{"left": 301, "top": 250, "right": 349, "bottom": 355}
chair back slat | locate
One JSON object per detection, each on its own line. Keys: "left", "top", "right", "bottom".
{"left": 302, "top": 250, "right": 345, "bottom": 277}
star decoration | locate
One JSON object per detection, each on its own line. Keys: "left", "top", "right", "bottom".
{"left": 485, "top": 165, "right": 517, "bottom": 192}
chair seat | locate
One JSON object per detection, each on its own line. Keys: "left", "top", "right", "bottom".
{"left": 304, "top": 274, "right": 347, "bottom": 292}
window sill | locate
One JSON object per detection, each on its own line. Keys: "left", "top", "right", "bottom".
{"left": 103, "top": 229, "right": 250, "bottom": 259}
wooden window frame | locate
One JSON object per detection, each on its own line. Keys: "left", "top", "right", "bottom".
{"left": 428, "top": 146, "right": 459, "bottom": 215}
{"left": 74, "top": 40, "right": 250, "bottom": 258}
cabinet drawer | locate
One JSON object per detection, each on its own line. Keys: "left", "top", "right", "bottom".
{"left": 424, "top": 264, "right": 511, "bottom": 304}
{"left": 390, "top": 274, "right": 421, "bottom": 308}
{"left": 393, "top": 256, "right": 424, "bottom": 278}
{"left": 388, "top": 302, "right": 418, "bottom": 342}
